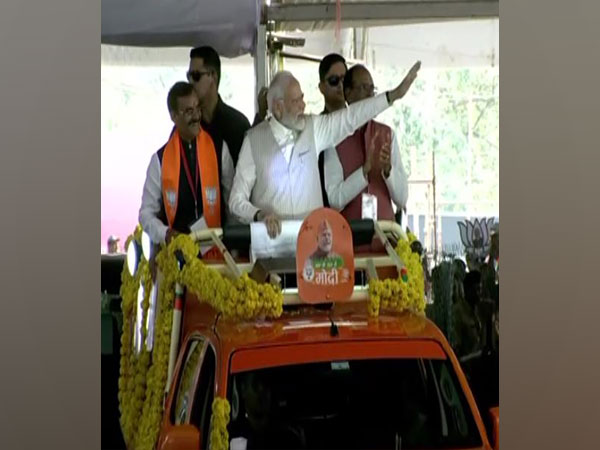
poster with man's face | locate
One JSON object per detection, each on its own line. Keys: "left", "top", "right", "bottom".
{"left": 297, "top": 208, "right": 354, "bottom": 303}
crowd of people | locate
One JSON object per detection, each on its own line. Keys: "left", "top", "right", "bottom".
{"left": 123, "top": 45, "right": 499, "bottom": 368}
{"left": 136, "top": 45, "right": 420, "bottom": 247}
{"left": 425, "top": 230, "right": 499, "bottom": 417}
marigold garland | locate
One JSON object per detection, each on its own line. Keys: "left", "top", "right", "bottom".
{"left": 367, "top": 231, "right": 426, "bottom": 317}
{"left": 119, "top": 233, "right": 284, "bottom": 450}
{"left": 132, "top": 236, "right": 179, "bottom": 450}
{"left": 118, "top": 226, "right": 153, "bottom": 447}
{"left": 182, "top": 261, "right": 283, "bottom": 320}
{"left": 209, "top": 397, "right": 231, "bottom": 450}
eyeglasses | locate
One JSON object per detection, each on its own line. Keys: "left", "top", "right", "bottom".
{"left": 186, "top": 70, "right": 211, "bottom": 83}
{"left": 326, "top": 75, "right": 344, "bottom": 87}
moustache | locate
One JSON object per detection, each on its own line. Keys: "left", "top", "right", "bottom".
{"left": 188, "top": 119, "right": 200, "bottom": 127}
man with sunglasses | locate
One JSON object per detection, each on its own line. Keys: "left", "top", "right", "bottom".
{"left": 316, "top": 54, "right": 348, "bottom": 209}
{"left": 229, "top": 61, "right": 421, "bottom": 239}
{"left": 187, "top": 46, "right": 251, "bottom": 167}
{"left": 324, "top": 64, "right": 409, "bottom": 241}
{"left": 318, "top": 53, "right": 348, "bottom": 115}
{"left": 139, "top": 82, "right": 234, "bottom": 248}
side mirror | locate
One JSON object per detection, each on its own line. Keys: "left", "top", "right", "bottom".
{"left": 160, "top": 424, "right": 201, "bottom": 450}
{"left": 489, "top": 407, "right": 499, "bottom": 450}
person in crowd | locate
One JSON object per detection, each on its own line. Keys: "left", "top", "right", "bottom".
{"left": 107, "top": 235, "right": 120, "bottom": 254}
{"left": 317, "top": 53, "right": 348, "bottom": 207}
{"left": 228, "top": 61, "right": 421, "bottom": 239}
{"left": 324, "top": 64, "right": 409, "bottom": 224}
{"left": 187, "top": 46, "right": 251, "bottom": 167}
{"left": 138, "top": 82, "right": 233, "bottom": 249}
{"left": 452, "top": 261, "right": 481, "bottom": 358}
{"left": 252, "top": 86, "right": 269, "bottom": 126}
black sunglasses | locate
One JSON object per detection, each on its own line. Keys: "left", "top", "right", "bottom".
{"left": 326, "top": 75, "right": 344, "bottom": 87}
{"left": 187, "top": 70, "right": 211, "bottom": 83}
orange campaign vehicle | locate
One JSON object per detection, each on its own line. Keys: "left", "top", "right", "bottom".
{"left": 118, "top": 210, "right": 499, "bottom": 450}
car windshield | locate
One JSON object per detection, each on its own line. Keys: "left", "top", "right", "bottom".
{"left": 228, "top": 358, "right": 483, "bottom": 449}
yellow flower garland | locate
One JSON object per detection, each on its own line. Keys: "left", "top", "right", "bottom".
{"left": 367, "top": 231, "right": 426, "bottom": 317}
{"left": 118, "top": 233, "right": 284, "bottom": 450}
{"left": 209, "top": 397, "right": 231, "bottom": 450}
{"left": 132, "top": 237, "right": 179, "bottom": 450}
{"left": 182, "top": 261, "right": 283, "bottom": 320}
{"left": 118, "top": 226, "right": 153, "bottom": 447}
{"left": 155, "top": 234, "right": 284, "bottom": 320}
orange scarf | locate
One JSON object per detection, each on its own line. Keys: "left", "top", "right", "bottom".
{"left": 161, "top": 129, "right": 223, "bottom": 260}
{"left": 161, "top": 128, "right": 221, "bottom": 229}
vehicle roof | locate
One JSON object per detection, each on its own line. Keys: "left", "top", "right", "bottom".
{"left": 218, "top": 304, "right": 444, "bottom": 350}
{"left": 183, "top": 297, "right": 446, "bottom": 352}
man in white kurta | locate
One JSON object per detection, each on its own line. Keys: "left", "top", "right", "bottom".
{"left": 324, "top": 64, "right": 409, "bottom": 222}
{"left": 229, "top": 63, "right": 420, "bottom": 238}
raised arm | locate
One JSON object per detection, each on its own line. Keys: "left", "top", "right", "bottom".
{"left": 313, "top": 61, "right": 421, "bottom": 153}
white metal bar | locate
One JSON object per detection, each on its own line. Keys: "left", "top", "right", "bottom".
{"left": 190, "top": 227, "right": 223, "bottom": 242}
{"left": 210, "top": 231, "right": 242, "bottom": 278}
{"left": 374, "top": 221, "right": 405, "bottom": 272}
{"left": 196, "top": 255, "right": 402, "bottom": 277}
{"left": 282, "top": 286, "right": 370, "bottom": 305}
{"left": 366, "top": 258, "right": 378, "bottom": 280}
{"left": 377, "top": 220, "right": 408, "bottom": 242}
{"left": 166, "top": 282, "right": 184, "bottom": 396}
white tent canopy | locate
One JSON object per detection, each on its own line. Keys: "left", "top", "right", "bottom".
{"left": 101, "top": 0, "right": 498, "bottom": 58}
{"left": 102, "top": 18, "right": 498, "bottom": 69}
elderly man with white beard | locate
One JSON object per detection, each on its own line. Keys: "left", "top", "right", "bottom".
{"left": 228, "top": 62, "right": 421, "bottom": 238}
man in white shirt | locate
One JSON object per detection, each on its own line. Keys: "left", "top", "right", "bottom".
{"left": 229, "top": 62, "right": 421, "bottom": 238}
{"left": 139, "top": 82, "right": 235, "bottom": 246}
{"left": 317, "top": 53, "right": 349, "bottom": 208}
{"left": 324, "top": 64, "right": 409, "bottom": 224}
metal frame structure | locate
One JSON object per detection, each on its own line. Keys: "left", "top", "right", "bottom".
{"left": 255, "top": 0, "right": 499, "bottom": 92}
{"left": 189, "top": 219, "right": 408, "bottom": 304}
{"left": 266, "top": 1, "right": 499, "bottom": 23}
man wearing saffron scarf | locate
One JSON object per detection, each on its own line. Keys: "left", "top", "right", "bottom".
{"left": 139, "top": 82, "right": 234, "bottom": 246}
{"left": 324, "top": 64, "right": 409, "bottom": 225}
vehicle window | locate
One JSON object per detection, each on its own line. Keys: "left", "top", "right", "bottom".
{"left": 228, "top": 358, "right": 482, "bottom": 449}
{"left": 190, "top": 344, "right": 216, "bottom": 450}
{"left": 173, "top": 339, "right": 205, "bottom": 425}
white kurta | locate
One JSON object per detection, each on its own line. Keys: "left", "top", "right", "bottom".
{"left": 229, "top": 93, "right": 391, "bottom": 223}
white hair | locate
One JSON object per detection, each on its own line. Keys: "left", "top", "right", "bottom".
{"left": 266, "top": 71, "right": 296, "bottom": 113}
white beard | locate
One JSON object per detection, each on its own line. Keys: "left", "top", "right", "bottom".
{"left": 280, "top": 112, "right": 306, "bottom": 132}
